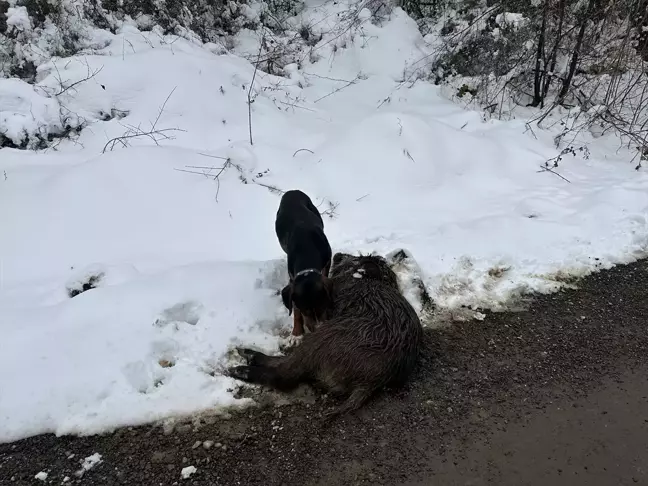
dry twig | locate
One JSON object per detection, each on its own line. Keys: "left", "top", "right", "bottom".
{"left": 102, "top": 87, "right": 181, "bottom": 153}
{"left": 293, "top": 148, "right": 314, "bottom": 157}
{"left": 536, "top": 165, "right": 572, "bottom": 183}
{"left": 248, "top": 37, "right": 265, "bottom": 146}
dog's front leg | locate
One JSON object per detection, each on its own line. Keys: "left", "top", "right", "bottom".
{"left": 286, "top": 306, "right": 305, "bottom": 348}
{"left": 292, "top": 306, "right": 305, "bottom": 336}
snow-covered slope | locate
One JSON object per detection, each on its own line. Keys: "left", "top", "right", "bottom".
{"left": 1, "top": 2, "right": 648, "bottom": 443}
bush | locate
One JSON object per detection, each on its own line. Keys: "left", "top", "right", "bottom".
{"left": 400, "top": 0, "right": 648, "bottom": 164}
{"left": 0, "top": 0, "right": 304, "bottom": 80}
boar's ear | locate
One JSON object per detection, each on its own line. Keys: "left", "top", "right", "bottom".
{"left": 281, "top": 284, "right": 293, "bottom": 315}
{"left": 331, "top": 252, "right": 353, "bottom": 273}
{"left": 332, "top": 252, "right": 345, "bottom": 269}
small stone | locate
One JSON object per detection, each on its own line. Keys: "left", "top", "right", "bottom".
{"left": 191, "top": 441, "right": 202, "bottom": 449}
{"left": 181, "top": 466, "right": 197, "bottom": 479}
{"left": 202, "top": 441, "right": 214, "bottom": 450}
{"left": 34, "top": 472, "right": 48, "bottom": 481}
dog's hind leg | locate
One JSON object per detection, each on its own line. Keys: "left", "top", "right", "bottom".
{"left": 323, "top": 386, "right": 373, "bottom": 421}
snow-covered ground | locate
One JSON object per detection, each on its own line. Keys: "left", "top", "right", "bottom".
{"left": 2, "top": 0, "right": 648, "bottom": 443}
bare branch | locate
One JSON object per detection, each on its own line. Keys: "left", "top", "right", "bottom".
{"left": 102, "top": 87, "right": 181, "bottom": 153}
{"left": 102, "top": 127, "right": 185, "bottom": 153}
{"left": 248, "top": 37, "right": 265, "bottom": 146}
{"left": 197, "top": 153, "right": 230, "bottom": 161}
{"left": 55, "top": 61, "right": 104, "bottom": 97}
{"left": 537, "top": 165, "right": 571, "bottom": 183}
{"left": 175, "top": 161, "right": 232, "bottom": 202}
{"left": 293, "top": 148, "right": 314, "bottom": 157}
{"left": 151, "top": 87, "right": 177, "bottom": 132}
{"left": 314, "top": 77, "right": 359, "bottom": 103}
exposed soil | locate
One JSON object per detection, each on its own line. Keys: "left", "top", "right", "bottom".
{"left": 2, "top": 260, "right": 648, "bottom": 486}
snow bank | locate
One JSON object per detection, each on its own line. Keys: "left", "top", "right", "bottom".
{"left": 1, "top": 3, "right": 648, "bottom": 442}
{"left": 0, "top": 79, "right": 62, "bottom": 148}
{"left": 0, "top": 259, "right": 288, "bottom": 442}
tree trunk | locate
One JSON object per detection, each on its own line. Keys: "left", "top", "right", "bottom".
{"left": 542, "top": 0, "right": 566, "bottom": 100}
{"left": 558, "top": 0, "right": 594, "bottom": 101}
{"left": 530, "top": 0, "right": 549, "bottom": 107}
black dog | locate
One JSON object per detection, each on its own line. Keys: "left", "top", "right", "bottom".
{"left": 275, "top": 190, "right": 332, "bottom": 337}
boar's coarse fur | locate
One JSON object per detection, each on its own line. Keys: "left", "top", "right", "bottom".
{"left": 228, "top": 252, "right": 423, "bottom": 419}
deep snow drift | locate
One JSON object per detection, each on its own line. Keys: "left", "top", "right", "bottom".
{"left": 1, "top": 1, "right": 648, "bottom": 443}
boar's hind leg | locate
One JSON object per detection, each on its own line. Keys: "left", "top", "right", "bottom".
{"left": 227, "top": 363, "right": 304, "bottom": 392}
{"left": 323, "top": 386, "right": 372, "bottom": 421}
{"left": 236, "top": 348, "right": 279, "bottom": 367}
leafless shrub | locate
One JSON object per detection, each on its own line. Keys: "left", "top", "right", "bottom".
{"left": 410, "top": 0, "right": 648, "bottom": 166}
{"left": 102, "top": 87, "right": 184, "bottom": 152}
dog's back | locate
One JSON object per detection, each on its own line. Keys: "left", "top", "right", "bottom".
{"left": 275, "top": 190, "right": 324, "bottom": 246}
{"left": 275, "top": 189, "right": 331, "bottom": 278}
{"left": 229, "top": 253, "right": 423, "bottom": 418}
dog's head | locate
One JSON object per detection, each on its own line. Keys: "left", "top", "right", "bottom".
{"left": 281, "top": 270, "right": 332, "bottom": 323}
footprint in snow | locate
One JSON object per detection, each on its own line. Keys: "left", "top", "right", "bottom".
{"left": 154, "top": 300, "right": 204, "bottom": 328}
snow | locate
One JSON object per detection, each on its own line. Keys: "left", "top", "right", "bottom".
{"left": 495, "top": 12, "right": 528, "bottom": 30}
{"left": 5, "top": 6, "right": 32, "bottom": 33}
{"left": 1, "top": 2, "right": 648, "bottom": 444}
{"left": 79, "top": 453, "right": 102, "bottom": 473}
{"left": 0, "top": 78, "right": 62, "bottom": 147}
